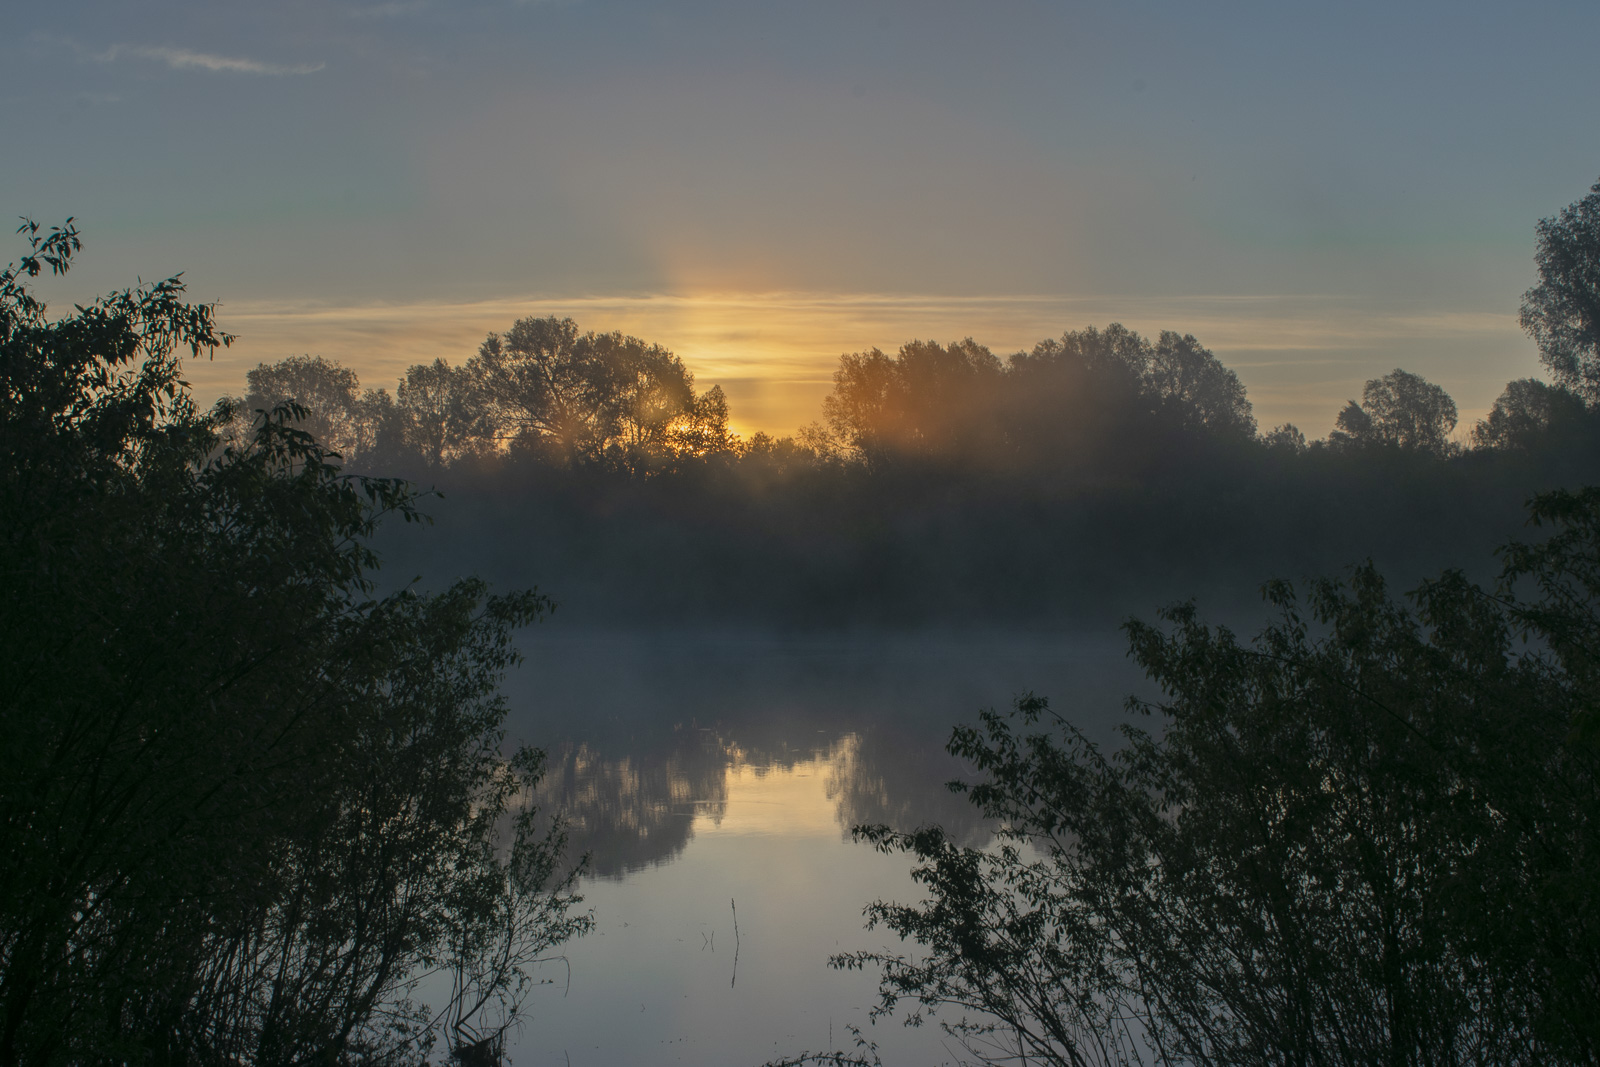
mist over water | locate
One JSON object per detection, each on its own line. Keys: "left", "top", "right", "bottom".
{"left": 282, "top": 305, "right": 1600, "bottom": 1063}
{"left": 486, "top": 630, "right": 1146, "bottom": 1066}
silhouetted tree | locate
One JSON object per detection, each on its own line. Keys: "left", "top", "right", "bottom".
{"left": 469, "top": 316, "right": 609, "bottom": 463}
{"left": 821, "top": 339, "right": 1007, "bottom": 467}
{"left": 1328, "top": 367, "right": 1458, "bottom": 454}
{"left": 1016, "top": 325, "right": 1255, "bottom": 439}
{"left": 669, "top": 382, "right": 737, "bottom": 459}
{"left": 1261, "top": 421, "right": 1308, "bottom": 452}
{"left": 601, "top": 329, "right": 696, "bottom": 461}
{"left": 355, "top": 382, "right": 402, "bottom": 460}
{"left": 820, "top": 347, "right": 901, "bottom": 468}
{"left": 1020, "top": 322, "right": 1149, "bottom": 381}
{"left": 1522, "top": 177, "right": 1600, "bottom": 403}
{"left": 1471, "top": 377, "right": 1587, "bottom": 451}
{"left": 0, "top": 222, "right": 589, "bottom": 1066}
{"left": 819, "top": 326, "right": 1253, "bottom": 474}
{"left": 1145, "top": 330, "right": 1256, "bottom": 437}
{"left": 1000, "top": 325, "right": 1149, "bottom": 475}
{"left": 838, "top": 492, "right": 1600, "bottom": 1064}
{"left": 468, "top": 316, "right": 705, "bottom": 469}
{"left": 742, "top": 429, "right": 823, "bottom": 472}
{"left": 245, "top": 353, "right": 365, "bottom": 456}
{"left": 242, "top": 353, "right": 404, "bottom": 466}
{"left": 889, "top": 338, "right": 1005, "bottom": 458}
{"left": 396, "top": 356, "right": 488, "bottom": 466}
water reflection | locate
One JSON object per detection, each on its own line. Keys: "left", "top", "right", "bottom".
{"left": 823, "top": 729, "right": 992, "bottom": 849}
{"left": 537, "top": 725, "right": 995, "bottom": 880}
{"left": 536, "top": 730, "right": 730, "bottom": 878}
{"left": 496, "top": 631, "right": 1146, "bottom": 1065}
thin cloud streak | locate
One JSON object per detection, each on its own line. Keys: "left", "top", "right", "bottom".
{"left": 99, "top": 44, "right": 324, "bottom": 76}
{"left": 345, "top": 1, "right": 431, "bottom": 18}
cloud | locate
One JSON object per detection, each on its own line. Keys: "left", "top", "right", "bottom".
{"left": 99, "top": 44, "right": 324, "bottom": 76}
{"left": 346, "top": 0, "right": 431, "bottom": 18}
{"left": 343, "top": 0, "right": 568, "bottom": 14}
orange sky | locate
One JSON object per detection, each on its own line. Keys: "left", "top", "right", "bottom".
{"left": 192, "top": 291, "right": 1535, "bottom": 440}
{"left": 12, "top": 2, "right": 1596, "bottom": 444}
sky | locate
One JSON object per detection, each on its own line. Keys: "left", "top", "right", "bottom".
{"left": 7, "top": 0, "right": 1600, "bottom": 437}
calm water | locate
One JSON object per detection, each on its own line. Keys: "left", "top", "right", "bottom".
{"left": 493, "top": 630, "right": 1149, "bottom": 1066}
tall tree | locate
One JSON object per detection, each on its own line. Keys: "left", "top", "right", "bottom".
{"left": 819, "top": 339, "right": 1007, "bottom": 467}
{"left": 1471, "top": 377, "right": 1587, "bottom": 451}
{"left": 669, "top": 382, "right": 737, "bottom": 459}
{"left": 598, "top": 329, "right": 696, "bottom": 460}
{"left": 0, "top": 222, "right": 589, "bottom": 1066}
{"left": 820, "top": 347, "right": 899, "bottom": 468}
{"left": 244, "top": 353, "right": 364, "bottom": 457}
{"left": 1329, "top": 367, "right": 1458, "bottom": 455}
{"left": 1000, "top": 325, "right": 1149, "bottom": 476}
{"left": 396, "top": 357, "right": 487, "bottom": 466}
{"left": 1016, "top": 325, "right": 1255, "bottom": 439}
{"left": 469, "top": 316, "right": 697, "bottom": 468}
{"left": 820, "top": 325, "right": 1256, "bottom": 473}
{"left": 1522, "top": 177, "right": 1600, "bottom": 403}
{"left": 470, "top": 316, "right": 608, "bottom": 462}
{"left": 1146, "top": 330, "right": 1256, "bottom": 438}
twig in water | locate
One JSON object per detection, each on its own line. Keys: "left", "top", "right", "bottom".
{"left": 731, "top": 897, "right": 741, "bottom": 988}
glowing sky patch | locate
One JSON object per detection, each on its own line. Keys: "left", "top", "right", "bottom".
{"left": 6, "top": 0, "right": 1597, "bottom": 437}
{"left": 196, "top": 291, "right": 1536, "bottom": 439}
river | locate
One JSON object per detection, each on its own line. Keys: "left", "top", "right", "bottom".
{"left": 493, "top": 630, "right": 1151, "bottom": 1067}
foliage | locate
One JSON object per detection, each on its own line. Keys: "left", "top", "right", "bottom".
{"left": 1009, "top": 323, "right": 1257, "bottom": 440}
{"left": 229, "top": 168, "right": 1600, "bottom": 484}
{"left": 669, "top": 381, "right": 737, "bottom": 457}
{"left": 1328, "top": 367, "right": 1459, "bottom": 455}
{"left": 395, "top": 357, "right": 490, "bottom": 468}
{"left": 1522, "top": 178, "right": 1600, "bottom": 403}
{"left": 1471, "top": 377, "right": 1589, "bottom": 451}
{"left": 1141, "top": 330, "right": 1256, "bottom": 438}
{"left": 0, "top": 222, "right": 590, "bottom": 1066}
{"left": 217, "top": 176, "right": 1600, "bottom": 630}
{"left": 466, "top": 315, "right": 713, "bottom": 469}
{"left": 1499, "top": 487, "right": 1600, "bottom": 744}
{"left": 821, "top": 339, "right": 1006, "bottom": 469}
{"left": 245, "top": 353, "right": 364, "bottom": 454}
{"left": 817, "top": 326, "right": 1254, "bottom": 472}
{"left": 1261, "top": 422, "right": 1307, "bottom": 453}
{"left": 835, "top": 490, "right": 1600, "bottom": 1065}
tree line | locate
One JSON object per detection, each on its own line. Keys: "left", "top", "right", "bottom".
{"left": 222, "top": 182, "right": 1600, "bottom": 630}
{"left": 234, "top": 320, "right": 1595, "bottom": 479}
{"left": 235, "top": 317, "right": 735, "bottom": 473}
{"left": 233, "top": 171, "right": 1600, "bottom": 479}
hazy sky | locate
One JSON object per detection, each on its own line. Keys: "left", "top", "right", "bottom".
{"left": 7, "top": 0, "right": 1599, "bottom": 435}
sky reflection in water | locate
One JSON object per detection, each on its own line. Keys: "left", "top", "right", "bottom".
{"left": 497, "top": 631, "right": 1146, "bottom": 1066}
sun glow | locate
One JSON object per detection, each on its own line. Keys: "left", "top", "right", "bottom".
{"left": 195, "top": 291, "right": 1532, "bottom": 436}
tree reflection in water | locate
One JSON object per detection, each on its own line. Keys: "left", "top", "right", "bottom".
{"left": 824, "top": 730, "right": 991, "bottom": 849}
{"left": 536, "top": 723, "right": 993, "bottom": 878}
{"left": 534, "top": 729, "right": 731, "bottom": 878}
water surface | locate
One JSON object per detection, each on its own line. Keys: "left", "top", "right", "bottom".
{"left": 498, "top": 631, "right": 1147, "bottom": 1066}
